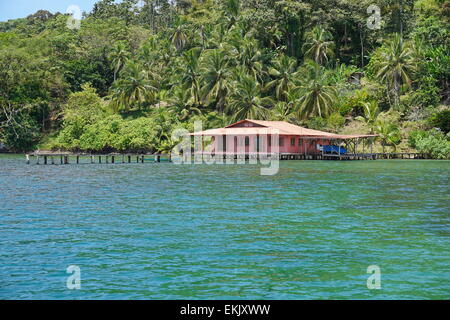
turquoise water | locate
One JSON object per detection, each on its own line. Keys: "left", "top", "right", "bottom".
{"left": 0, "top": 154, "right": 449, "bottom": 299}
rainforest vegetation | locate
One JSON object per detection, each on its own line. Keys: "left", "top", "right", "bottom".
{"left": 0, "top": 0, "right": 449, "bottom": 158}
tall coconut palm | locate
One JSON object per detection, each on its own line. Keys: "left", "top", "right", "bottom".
{"left": 168, "top": 86, "right": 202, "bottom": 121}
{"left": 265, "top": 54, "right": 298, "bottom": 101}
{"left": 109, "top": 43, "right": 130, "bottom": 81}
{"left": 111, "top": 62, "right": 156, "bottom": 112}
{"left": 302, "top": 26, "right": 335, "bottom": 65}
{"left": 200, "top": 49, "right": 231, "bottom": 111}
{"left": 296, "top": 62, "right": 337, "bottom": 119}
{"left": 171, "top": 21, "right": 188, "bottom": 51}
{"left": 375, "top": 33, "right": 416, "bottom": 107}
{"left": 226, "top": 75, "right": 273, "bottom": 121}
{"left": 152, "top": 107, "right": 177, "bottom": 143}
{"left": 139, "top": 37, "right": 160, "bottom": 69}
{"left": 231, "top": 36, "right": 265, "bottom": 82}
{"left": 209, "top": 23, "right": 227, "bottom": 49}
{"left": 181, "top": 47, "right": 203, "bottom": 107}
{"left": 269, "top": 102, "right": 295, "bottom": 122}
{"left": 355, "top": 101, "right": 380, "bottom": 133}
{"left": 224, "top": 0, "right": 240, "bottom": 28}
{"left": 374, "top": 120, "right": 401, "bottom": 153}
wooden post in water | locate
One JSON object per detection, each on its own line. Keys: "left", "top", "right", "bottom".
{"left": 91, "top": 156, "right": 94, "bottom": 164}
{"left": 76, "top": 156, "right": 80, "bottom": 164}
{"left": 128, "top": 155, "right": 131, "bottom": 163}
{"left": 26, "top": 154, "right": 30, "bottom": 165}
{"left": 141, "top": 155, "right": 144, "bottom": 163}
{"left": 304, "top": 139, "right": 307, "bottom": 158}
{"left": 111, "top": 156, "right": 115, "bottom": 164}
{"left": 37, "top": 156, "right": 40, "bottom": 165}
{"left": 44, "top": 156, "right": 47, "bottom": 165}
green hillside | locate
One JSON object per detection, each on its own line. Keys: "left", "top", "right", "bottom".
{"left": 0, "top": 0, "right": 449, "bottom": 158}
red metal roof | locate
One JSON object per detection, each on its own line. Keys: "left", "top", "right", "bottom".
{"left": 190, "top": 119, "right": 377, "bottom": 139}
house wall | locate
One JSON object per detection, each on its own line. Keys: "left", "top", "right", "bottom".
{"left": 210, "top": 135, "right": 333, "bottom": 154}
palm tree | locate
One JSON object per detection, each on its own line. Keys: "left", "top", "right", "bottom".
{"left": 109, "top": 43, "right": 130, "bottom": 81}
{"left": 168, "top": 86, "right": 202, "bottom": 121}
{"left": 209, "top": 23, "right": 227, "bottom": 49}
{"left": 226, "top": 75, "right": 273, "bottom": 121}
{"left": 296, "top": 62, "right": 337, "bottom": 119}
{"left": 152, "top": 107, "right": 178, "bottom": 143}
{"left": 375, "top": 34, "right": 416, "bottom": 107}
{"left": 180, "top": 48, "right": 203, "bottom": 107}
{"left": 139, "top": 37, "right": 160, "bottom": 69}
{"left": 269, "top": 102, "right": 294, "bottom": 121}
{"left": 111, "top": 62, "right": 156, "bottom": 112}
{"left": 302, "top": 26, "right": 335, "bottom": 65}
{"left": 231, "top": 36, "right": 265, "bottom": 82}
{"left": 171, "top": 22, "right": 188, "bottom": 51}
{"left": 265, "top": 54, "right": 298, "bottom": 101}
{"left": 156, "top": 138, "right": 179, "bottom": 155}
{"left": 224, "top": 0, "right": 240, "bottom": 28}
{"left": 374, "top": 120, "right": 401, "bottom": 153}
{"left": 200, "top": 49, "right": 231, "bottom": 111}
{"left": 355, "top": 101, "right": 380, "bottom": 133}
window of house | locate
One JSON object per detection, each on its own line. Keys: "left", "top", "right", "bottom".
{"left": 245, "top": 136, "right": 250, "bottom": 146}
{"left": 291, "top": 138, "right": 296, "bottom": 146}
{"left": 298, "top": 139, "right": 302, "bottom": 146}
{"left": 279, "top": 137, "right": 284, "bottom": 147}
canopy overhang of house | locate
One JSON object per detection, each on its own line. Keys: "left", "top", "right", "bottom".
{"left": 190, "top": 119, "right": 376, "bottom": 139}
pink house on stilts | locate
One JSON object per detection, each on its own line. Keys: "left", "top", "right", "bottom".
{"left": 191, "top": 119, "right": 377, "bottom": 160}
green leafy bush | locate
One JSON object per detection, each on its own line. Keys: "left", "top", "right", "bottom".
{"left": 0, "top": 111, "right": 40, "bottom": 152}
{"left": 409, "top": 129, "right": 450, "bottom": 159}
{"left": 327, "top": 112, "right": 345, "bottom": 132}
{"left": 337, "top": 90, "right": 374, "bottom": 117}
{"left": 428, "top": 109, "right": 450, "bottom": 133}
{"left": 305, "top": 117, "right": 327, "bottom": 130}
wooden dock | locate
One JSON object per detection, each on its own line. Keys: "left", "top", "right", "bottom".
{"left": 25, "top": 152, "right": 170, "bottom": 165}
{"left": 25, "top": 152, "right": 427, "bottom": 165}
{"left": 194, "top": 152, "right": 427, "bottom": 161}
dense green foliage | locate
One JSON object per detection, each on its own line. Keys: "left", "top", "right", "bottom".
{"left": 0, "top": 0, "right": 448, "bottom": 157}
{"left": 408, "top": 129, "right": 450, "bottom": 159}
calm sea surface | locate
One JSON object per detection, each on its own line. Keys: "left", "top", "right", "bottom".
{"left": 0, "top": 154, "right": 449, "bottom": 299}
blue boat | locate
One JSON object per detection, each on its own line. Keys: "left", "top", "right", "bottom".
{"left": 321, "top": 145, "right": 347, "bottom": 155}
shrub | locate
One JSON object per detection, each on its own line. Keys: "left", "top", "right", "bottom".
{"left": 409, "top": 129, "right": 450, "bottom": 159}
{"left": 0, "top": 112, "right": 40, "bottom": 152}
{"left": 327, "top": 112, "right": 345, "bottom": 132}
{"left": 305, "top": 117, "right": 327, "bottom": 130}
{"left": 428, "top": 109, "right": 450, "bottom": 133}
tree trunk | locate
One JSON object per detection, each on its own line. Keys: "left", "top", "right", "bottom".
{"left": 393, "top": 74, "right": 400, "bottom": 107}
{"left": 359, "top": 24, "right": 364, "bottom": 68}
